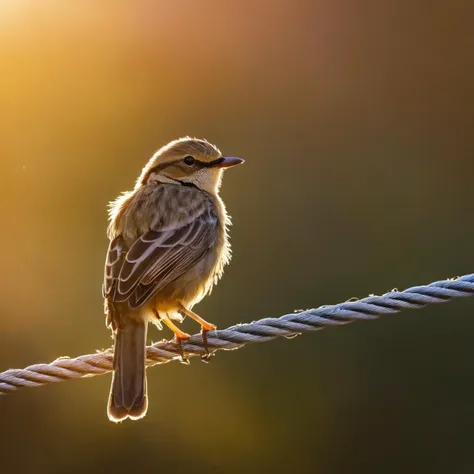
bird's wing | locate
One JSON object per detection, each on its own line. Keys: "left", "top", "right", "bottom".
{"left": 104, "top": 204, "right": 218, "bottom": 309}
{"left": 103, "top": 235, "right": 127, "bottom": 299}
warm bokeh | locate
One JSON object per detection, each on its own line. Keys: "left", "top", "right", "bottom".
{"left": 1, "top": 1, "right": 474, "bottom": 473}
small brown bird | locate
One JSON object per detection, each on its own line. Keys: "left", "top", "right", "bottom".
{"left": 103, "top": 137, "right": 243, "bottom": 422}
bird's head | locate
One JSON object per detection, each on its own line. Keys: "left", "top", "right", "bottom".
{"left": 137, "top": 137, "right": 244, "bottom": 194}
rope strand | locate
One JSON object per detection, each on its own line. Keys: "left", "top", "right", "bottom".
{"left": 1, "top": 273, "right": 473, "bottom": 394}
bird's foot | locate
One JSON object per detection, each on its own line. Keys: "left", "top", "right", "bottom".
{"left": 177, "top": 304, "right": 216, "bottom": 362}
{"left": 159, "top": 312, "right": 191, "bottom": 364}
{"left": 174, "top": 332, "right": 191, "bottom": 365}
{"left": 200, "top": 325, "right": 216, "bottom": 363}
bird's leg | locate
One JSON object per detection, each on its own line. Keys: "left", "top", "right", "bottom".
{"left": 178, "top": 304, "right": 216, "bottom": 362}
{"left": 159, "top": 312, "right": 190, "bottom": 364}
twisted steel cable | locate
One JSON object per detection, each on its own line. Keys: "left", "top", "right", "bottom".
{"left": 1, "top": 273, "right": 473, "bottom": 395}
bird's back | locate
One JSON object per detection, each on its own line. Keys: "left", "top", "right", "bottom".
{"left": 106, "top": 182, "right": 230, "bottom": 311}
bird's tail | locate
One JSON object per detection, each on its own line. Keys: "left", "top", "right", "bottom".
{"left": 108, "top": 319, "right": 148, "bottom": 422}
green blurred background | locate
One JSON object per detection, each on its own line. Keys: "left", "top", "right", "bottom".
{"left": 1, "top": 1, "right": 474, "bottom": 473}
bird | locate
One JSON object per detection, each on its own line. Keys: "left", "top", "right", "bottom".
{"left": 103, "top": 137, "right": 244, "bottom": 422}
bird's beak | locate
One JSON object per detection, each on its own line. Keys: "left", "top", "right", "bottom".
{"left": 216, "top": 157, "right": 245, "bottom": 168}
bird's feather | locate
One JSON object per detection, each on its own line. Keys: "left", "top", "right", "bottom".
{"left": 104, "top": 194, "right": 218, "bottom": 309}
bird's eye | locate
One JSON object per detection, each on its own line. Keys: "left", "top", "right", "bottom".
{"left": 183, "top": 156, "right": 195, "bottom": 166}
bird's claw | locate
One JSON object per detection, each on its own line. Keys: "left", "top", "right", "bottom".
{"left": 200, "top": 328, "right": 215, "bottom": 363}
{"left": 175, "top": 335, "right": 190, "bottom": 365}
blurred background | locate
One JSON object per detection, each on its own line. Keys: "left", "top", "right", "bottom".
{"left": 1, "top": 1, "right": 474, "bottom": 473}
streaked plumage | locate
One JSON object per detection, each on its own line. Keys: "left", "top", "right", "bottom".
{"left": 103, "top": 137, "right": 243, "bottom": 422}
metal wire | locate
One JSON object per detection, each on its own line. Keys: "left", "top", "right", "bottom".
{"left": 1, "top": 273, "right": 473, "bottom": 394}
